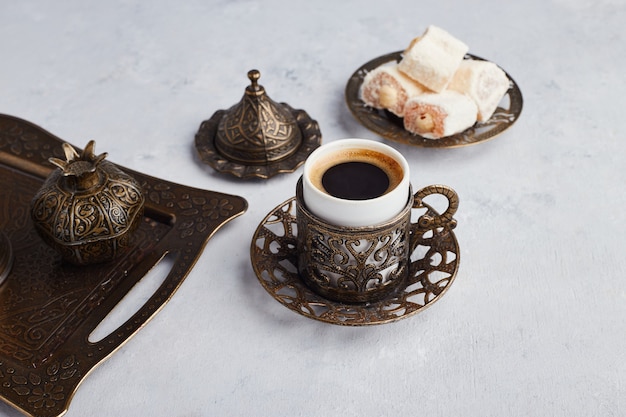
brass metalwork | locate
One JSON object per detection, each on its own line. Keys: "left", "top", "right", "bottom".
{"left": 345, "top": 52, "right": 523, "bottom": 148}
{"left": 251, "top": 184, "right": 460, "bottom": 325}
{"left": 216, "top": 69, "right": 303, "bottom": 163}
{"left": 0, "top": 231, "right": 12, "bottom": 285}
{"left": 296, "top": 180, "right": 412, "bottom": 304}
{"left": 31, "top": 141, "right": 145, "bottom": 265}
{"left": 195, "top": 69, "right": 322, "bottom": 179}
{"left": 0, "top": 113, "right": 247, "bottom": 417}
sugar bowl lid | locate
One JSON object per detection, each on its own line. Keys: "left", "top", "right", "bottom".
{"left": 195, "top": 69, "right": 322, "bottom": 179}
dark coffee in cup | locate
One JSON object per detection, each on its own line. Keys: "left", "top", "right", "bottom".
{"left": 308, "top": 148, "right": 404, "bottom": 201}
{"left": 302, "top": 139, "right": 411, "bottom": 227}
{"left": 322, "top": 161, "right": 388, "bottom": 200}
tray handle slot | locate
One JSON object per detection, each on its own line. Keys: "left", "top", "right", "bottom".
{"left": 87, "top": 252, "right": 175, "bottom": 343}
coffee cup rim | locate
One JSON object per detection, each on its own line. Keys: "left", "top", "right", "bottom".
{"left": 302, "top": 138, "right": 410, "bottom": 227}
{"left": 297, "top": 177, "right": 413, "bottom": 231}
{"left": 303, "top": 138, "right": 410, "bottom": 205}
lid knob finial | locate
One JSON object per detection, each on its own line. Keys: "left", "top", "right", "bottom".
{"left": 246, "top": 69, "right": 263, "bottom": 94}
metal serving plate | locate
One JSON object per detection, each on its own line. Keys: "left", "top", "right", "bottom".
{"left": 345, "top": 51, "right": 523, "bottom": 148}
{"left": 0, "top": 114, "right": 247, "bottom": 417}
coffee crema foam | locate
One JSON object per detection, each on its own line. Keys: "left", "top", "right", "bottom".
{"left": 309, "top": 148, "right": 404, "bottom": 199}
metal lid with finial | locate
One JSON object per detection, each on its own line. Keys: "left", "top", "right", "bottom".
{"left": 195, "top": 69, "right": 322, "bottom": 179}
{"left": 215, "top": 69, "right": 303, "bottom": 164}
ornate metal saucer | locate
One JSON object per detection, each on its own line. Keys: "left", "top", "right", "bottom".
{"left": 345, "top": 51, "right": 523, "bottom": 148}
{"left": 250, "top": 197, "right": 460, "bottom": 326}
{"left": 0, "top": 231, "right": 12, "bottom": 285}
{"left": 0, "top": 113, "right": 247, "bottom": 417}
{"left": 195, "top": 69, "right": 322, "bottom": 179}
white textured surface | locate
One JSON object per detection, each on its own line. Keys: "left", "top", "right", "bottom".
{"left": 0, "top": 1, "right": 625, "bottom": 416}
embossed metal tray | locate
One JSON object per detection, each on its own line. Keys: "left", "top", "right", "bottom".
{"left": 0, "top": 114, "right": 247, "bottom": 417}
{"left": 345, "top": 51, "right": 523, "bottom": 148}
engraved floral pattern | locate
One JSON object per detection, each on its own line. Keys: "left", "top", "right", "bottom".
{"left": 203, "top": 198, "right": 234, "bottom": 220}
{"left": 173, "top": 194, "right": 238, "bottom": 239}
{"left": 6, "top": 355, "right": 78, "bottom": 410}
{"left": 26, "top": 382, "right": 64, "bottom": 409}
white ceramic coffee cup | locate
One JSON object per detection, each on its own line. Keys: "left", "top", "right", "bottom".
{"left": 302, "top": 138, "right": 410, "bottom": 227}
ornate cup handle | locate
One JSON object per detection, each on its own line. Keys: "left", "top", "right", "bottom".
{"left": 412, "top": 184, "right": 459, "bottom": 230}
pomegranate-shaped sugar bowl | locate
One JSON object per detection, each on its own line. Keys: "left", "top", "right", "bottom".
{"left": 31, "top": 141, "right": 145, "bottom": 265}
